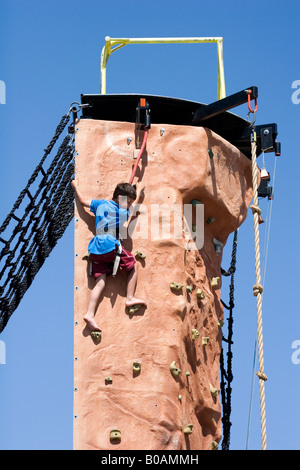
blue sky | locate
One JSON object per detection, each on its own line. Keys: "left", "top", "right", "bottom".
{"left": 0, "top": 0, "right": 299, "bottom": 450}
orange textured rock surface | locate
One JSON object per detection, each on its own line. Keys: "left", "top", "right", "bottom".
{"left": 73, "top": 119, "right": 253, "bottom": 450}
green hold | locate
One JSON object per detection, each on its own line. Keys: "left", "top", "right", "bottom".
{"left": 206, "top": 217, "right": 216, "bottom": 224}
{"left": 186, "top": 285, "right": 193, "bottom": 293}
{"left": 190, "top": 199, "right": 201, "bottom": 206}
{"left": 208, "top": 149, "right": 214, "bottom": 158}
{"left": 105, "top": 377, "right": 113, "bottom": 384}
{"left": 128, "top": 304, "right": 142, "bottom": 315}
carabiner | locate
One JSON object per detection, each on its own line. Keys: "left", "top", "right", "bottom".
{"left": 247, "top": 89, "right": 258, "bottom": 113}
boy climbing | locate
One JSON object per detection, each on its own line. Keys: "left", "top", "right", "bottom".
{"left": 72, "top": 180, "right": 146, "bottom": 332}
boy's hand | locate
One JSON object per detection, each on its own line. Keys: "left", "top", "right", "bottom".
{"left": 72, "top": 180, "right": 91, "bottom": 208}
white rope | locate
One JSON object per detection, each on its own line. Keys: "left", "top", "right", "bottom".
{"left": 246, "top": 152, "right": 277, "bottom": 449}
{"left": 250, "top": 131, "right": 267, "bottom": 450}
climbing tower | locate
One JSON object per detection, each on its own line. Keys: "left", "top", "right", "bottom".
{"left": 72, "top": 37, "right": 280, "bottom": 450}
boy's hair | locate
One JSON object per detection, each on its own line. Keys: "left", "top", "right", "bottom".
{"left": 113, "top": 183, "right": 136, "bottom": 200}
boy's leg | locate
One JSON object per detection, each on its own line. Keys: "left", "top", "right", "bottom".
{"left": 125, "top": 264, "right": 147, "bottom": 308}
{"left": 84, "top": 273, "right": 106, "bottom": 331}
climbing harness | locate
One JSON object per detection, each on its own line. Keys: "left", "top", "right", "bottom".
{"left": 220, "top": 229, "right": 238, "bottom": 450}
{"left": 0, "top": 104, "right": 78, "bottom": 333}
{"left": 112, "top": 244, "right": 122, "bottom": 278}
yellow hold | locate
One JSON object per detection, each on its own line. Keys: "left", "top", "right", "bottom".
{"left": 91, "top": 331, "right": 101, "bottom": 343}
{"left": 170, "top": 361, "right": 181, "bottom": 377}
{"left": 128, "top": 304, "right": 142, "bottom": 315}
{"left": 210, "top": 383, "right": 218, "bottom": 398}
{"left": 211, "top": 441, "right": 219, "bottom": 450}
{"left": 133, "top": 361, "right": 141, "bottom": 373}
{"left": 170, "top": 282, "right": 184, "bottom": 291}
{"left": 211, "top": 277, "right": 220, "bottom": 287}
{"left": 196, "top": 288, "right": 205, "bottom": 299}
{"left": 110, "top": 429, "right": 121, "bottom": 441}
{"left": 183, "top": 424, "right": 193, "bottom": 435}
{"left": 192, "top": 329, "right": 200, "bottom": 340}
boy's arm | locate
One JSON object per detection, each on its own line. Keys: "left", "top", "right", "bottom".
{"left": 134, "top": 182, "right": 145, "bottom": 204}
{"left": 71, "top": 180, "right": 91, "bottom": 209}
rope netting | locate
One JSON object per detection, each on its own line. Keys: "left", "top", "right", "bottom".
{"left": 0, "top": 112, "right": 75, "bottom": 333}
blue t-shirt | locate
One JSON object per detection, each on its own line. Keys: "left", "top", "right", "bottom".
{"left": 88, "top": 199, "right": 129, "bottom": 255}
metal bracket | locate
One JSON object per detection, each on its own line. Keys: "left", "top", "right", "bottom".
{"left": 192, "top": 86, "right": 258, "bottom": 123}
{"left": 135, "top": 98, "right": 151, "bottom": 149}
{"left": 241, "top": 123, "right": 281, "bottom": 156}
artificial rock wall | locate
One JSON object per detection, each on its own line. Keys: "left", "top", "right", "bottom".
{"left": 73, "top": 119, "right": 253, "bottom": 450}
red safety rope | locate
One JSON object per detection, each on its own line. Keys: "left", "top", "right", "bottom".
{"left": 129, "top": 127, "right": 149, "bottom": 185}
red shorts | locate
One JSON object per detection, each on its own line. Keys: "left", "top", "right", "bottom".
{"left": 89, "top": 247, "right": 136, "bottom": 278}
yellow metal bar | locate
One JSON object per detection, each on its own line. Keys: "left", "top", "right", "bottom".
{"left": 100, "top": 36, "right": 226, "bottom": 99}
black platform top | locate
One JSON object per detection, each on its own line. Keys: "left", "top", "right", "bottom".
{"left": 80, "top": 93, "right": 265, "bottom": 159}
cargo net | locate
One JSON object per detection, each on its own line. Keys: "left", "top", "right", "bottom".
{"left": 0, "top": 113, "right": 75, "bottom": 333}
{"left": 220, "top": 229, "right": 238, "bottom": 450}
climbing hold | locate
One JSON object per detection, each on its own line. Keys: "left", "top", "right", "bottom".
{"left": 218, "top": 319, "right": 224, "bottom": 328}
{"left": 105, "top": 377, "right": 113, "bottom": 384}
{"left": 170, "top": 361, "right": 181, "bottom": 377}
{"left": 186, "top": 285, "right": 193, "bottom": 293}
{"left": 91, "top": 331, "right": 101, "bottom": 343}
{"left": 186, "top": 371, "right": 190, "bottom": 376}
{"left": 206, "top": 216, "right": 216, "bottom": 224}
{"left": 202, "top": 336, "right": 209, "bottom": 346}
{"left": 135, "top": 251, "right": 146, "bottom": 259}
{"left": 196, "top": 288, "right": 205, "bottom": 299}
{"left": 133, "top": 361, "right": 141, "bottom": 373}
{"left": 192, "top": 329, "right": 200, "bottom": 340}
{"left": 183, "top": 424, "right": 193, "bottom": 435}
{"left": 110, "top": 429, "right": 121, "bottom": 442}
{"left": 190, "top": 199, "right": 201, "bottom": 206}
{"left": 208, "top": 149, "right": 214, "bottom": 158}
{"left": 211, "top": 441, "right": 219, "bottom": 450}
{"left": 170, "top": 282, "right": 184, "bottom": 292}
{"left": 210, "top": 383, "right": 218, "bottom": 398}
{"left": 128, "top": 304, "right": 142, "bottom": 315}
{"left": 212, "top": 237, "right": 223, "bottom": 256}
{"left": 82, "top": 252, "right": 90, "bottom": 260}
{"left": 211, "top": 277, "right": 220, "bottom": 287}
{"left": 178, "top": 395, "right": 182, "bottom": 402}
